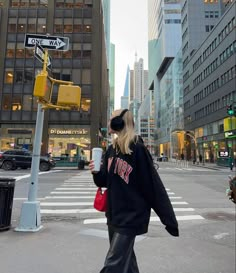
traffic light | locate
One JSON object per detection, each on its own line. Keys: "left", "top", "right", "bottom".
{"left": 57, "top": 85, "right": 81, "bottom": 107}
{"left": 33, "top": 73, "right": 49, "bottom": 98}
{"left": 227, "top": 104, "right": 234, "bottom": 116}
{"left": 101, "top": 141, "right": 106, "bottom": 147}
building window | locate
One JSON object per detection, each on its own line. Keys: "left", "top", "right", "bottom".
{"left": 37, "top": 18, "right": 46, "bottom": 33}
{"left": 23, "top": 95, "right": 33, "bottom": 111}
{"left": 2, "top": 95, "right": 11, "bottom": 110}
{"left": 16, "top": 44, "right": 25, "bottom": 58}
{"left": 12, "top": 95, "right": 22, "bottom": 111}
{"left": 82, "top": 69, "right": 91, "bottom": 84}
{"left": 5, "top": 70, "right": 14, "bottom": 83}
{"left": 80, "top": 98, "right": 91, "bottom": 112}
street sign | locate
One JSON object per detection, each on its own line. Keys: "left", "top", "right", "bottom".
{"left": 35, "top": 43, "right": 52, "bottom": 68}
{"left": 24, "top": 34, "right": 69, "bottom": 51}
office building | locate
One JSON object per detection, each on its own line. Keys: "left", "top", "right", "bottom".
{"left": 182, "top": 0, "right": 236, "bottom": 163}
{"left": 148, "top": 0, "right": 182, "bottom": 157}
{"left": 0, "top": 0, "right": 109, "bottom": 159}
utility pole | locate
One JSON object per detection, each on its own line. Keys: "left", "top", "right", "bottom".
{"left": 15, "top": 50, "right": 49, "bottom": 232}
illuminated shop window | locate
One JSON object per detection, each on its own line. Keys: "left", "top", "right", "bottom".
{"left": 5, "top": 70, "right": 14, "bottom": 83}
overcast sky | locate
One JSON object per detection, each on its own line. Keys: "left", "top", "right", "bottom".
{"left": 110, "top": 0, "right": 148, "bottom": 109}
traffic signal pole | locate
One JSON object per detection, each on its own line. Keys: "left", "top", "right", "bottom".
{"left": 15, "top": 50, "right": 48, "bottom": 232}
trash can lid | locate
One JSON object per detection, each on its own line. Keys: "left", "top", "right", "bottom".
{"left": 0, "top": 177, "right": 16, "bottom": 182}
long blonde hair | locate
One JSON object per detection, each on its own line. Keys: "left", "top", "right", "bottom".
{"left": 111, "top": 109, "right": 136, "bottom": 154}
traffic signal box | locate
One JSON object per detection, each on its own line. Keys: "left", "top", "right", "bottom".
{"left": 33, "top": 73, "right": 49, "bottom": 98}
{"left": 227, "top": 104, "right": 235, "bottom": 116}
{"left": 57, "top": 85, "right": 81, "bottom": 107}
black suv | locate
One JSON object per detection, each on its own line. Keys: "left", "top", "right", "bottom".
{"left": 0, "top": 150, "right": 56, "bottom": 171}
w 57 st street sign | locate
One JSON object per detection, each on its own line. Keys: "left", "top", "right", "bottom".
{"left": 24, "top": 34, "right": 69, "bottom": 51}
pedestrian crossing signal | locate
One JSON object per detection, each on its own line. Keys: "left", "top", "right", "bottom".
{"left": 227, "top": 105, "right": 234, "bottom": 116}
{"left": 101, "top": 141, "right": 106, "bottom": 147}
{"left": 33, "top": 73, "right": 50, "bottom": 99}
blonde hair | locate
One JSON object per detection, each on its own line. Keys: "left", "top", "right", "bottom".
{"left": 111, "top": 109, "right": 136, "bottom": 154}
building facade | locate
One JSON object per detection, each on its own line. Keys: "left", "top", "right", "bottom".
{"left": 148, "top": 0, "right": 182, "bottom": 157}
{"left": 182, "top": 0, "right": 236, "bottom": 164}
{"left": 0, "top": 0, "right": 109, "bottom": 160}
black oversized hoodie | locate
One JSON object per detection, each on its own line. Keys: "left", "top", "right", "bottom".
{"left": 92, "top": 141, "right": 179, "bottom": 237}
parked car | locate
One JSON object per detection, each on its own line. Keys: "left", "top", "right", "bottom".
{"left": 0, "top": 149, "right": 56, "bottom": 171}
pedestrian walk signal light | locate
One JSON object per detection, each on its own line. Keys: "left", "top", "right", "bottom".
{"left": 57, "top": 85, "right": 81, "bottom": 107}
{"left": 33, "top": 73, "right": 49, "bottom": 99}
{"left": 227, "top": 104, "right": 234, "bottom": 116}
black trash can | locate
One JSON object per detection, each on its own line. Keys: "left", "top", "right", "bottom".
{"left": 0, "top": 178, "right": 16, "bottom": 231}
{"left": 78, "top": 160, "right": 85, "bottom": 170}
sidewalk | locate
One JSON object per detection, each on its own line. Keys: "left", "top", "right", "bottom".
{"left": 1, "top": 220, "right": 234, "bottom": 273}
{"left": 168, "top": 159, "right": 234, "bottom": 171}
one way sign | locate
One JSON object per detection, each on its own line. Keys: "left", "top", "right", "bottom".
{"left": 24, "top": 34, "right": 69, "bottom": 51}
{"left": 35, "top": 43, "right": 52, "bottom": 68}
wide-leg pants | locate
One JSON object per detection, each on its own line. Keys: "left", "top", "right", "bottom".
{"left": 99, "top": 226, "right": 140, "bottom": 273}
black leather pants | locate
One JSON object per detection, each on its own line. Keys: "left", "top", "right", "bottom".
{"left": 99, "top": 226, "right": 140, "bottom": 273}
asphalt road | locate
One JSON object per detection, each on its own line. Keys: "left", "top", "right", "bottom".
{"left": 0, "top": 164, "right": 235, "bottom": 273}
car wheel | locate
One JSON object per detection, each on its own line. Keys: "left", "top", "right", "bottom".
{"left": 39, "top": 162, "right": 50, "bottom": 171}
{"left": 2, "top": 161, "right": 14, "bottom": 171}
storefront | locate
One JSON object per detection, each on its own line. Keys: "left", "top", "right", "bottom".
{"left": 48, "top": 127, "right": 91, "bottom": 161}
{"left": 0, "top": 125, "right": 91, "bottom": 162}
{"left": 197, "top": 130, "right": 236, "bottom": 166}
{"left": 0, "top": 127, "right": 34, "bottom": 151}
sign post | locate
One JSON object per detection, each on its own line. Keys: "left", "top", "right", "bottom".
{"left": 15, "top": 50, "right": 49, "bottom": 232}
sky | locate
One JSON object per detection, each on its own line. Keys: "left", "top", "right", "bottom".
{"left": 110, "top": 0, "right": 148, "bottom": 109}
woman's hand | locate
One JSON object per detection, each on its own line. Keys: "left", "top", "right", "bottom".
{"left": 88, "top": 160, "right": 99, "bottom": 174}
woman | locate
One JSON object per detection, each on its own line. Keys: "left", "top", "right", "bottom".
{"left": 89, "top": 109, "right": 179, "bottom": 273}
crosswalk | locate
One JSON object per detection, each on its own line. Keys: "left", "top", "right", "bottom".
{"left": 37, "top": 170, "right": 205, "bottom": 226}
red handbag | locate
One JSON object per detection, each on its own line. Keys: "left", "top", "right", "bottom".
{"left": 94, "top": 187, "right": 108, "bottom": 212}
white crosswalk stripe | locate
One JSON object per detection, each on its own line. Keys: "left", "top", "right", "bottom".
{"left": 38, "top": 170, "right": 205, "bottom": 225}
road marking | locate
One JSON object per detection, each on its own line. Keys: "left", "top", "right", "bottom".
{"left": 45, "top": 196, "right": 94, "bottom": 199}
{"left": 83, "top": 214, "right": 204, "bottom": 224}
{"left": 213, "top": 233, "right": 229, "bottom": 239}
{"left": 14, "top": 198, "right": 45, "bottom": 201}
{"left": 55, "top": 188, "right": 97, "bottom": 190}
{"left": 13, "top": 170, "right": 61, "bottom": 181}
{"left": 50, "top": 191, "right": 97, "bottom": 194}
{"left": 41, "top": 202, "right": 93, "bottom": 206}
{"left": 40, "top": 201, "right": 188, "bottom": 206}
{"left": 40, "top": 207, "right": 194, "bottom": 214}
{"left": 44, "top": 195, "right": 182, "bottom": 200}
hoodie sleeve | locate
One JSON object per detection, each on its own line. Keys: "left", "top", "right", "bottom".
{"left": 135, "top": 144, "right": 179, "bottom": 237}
